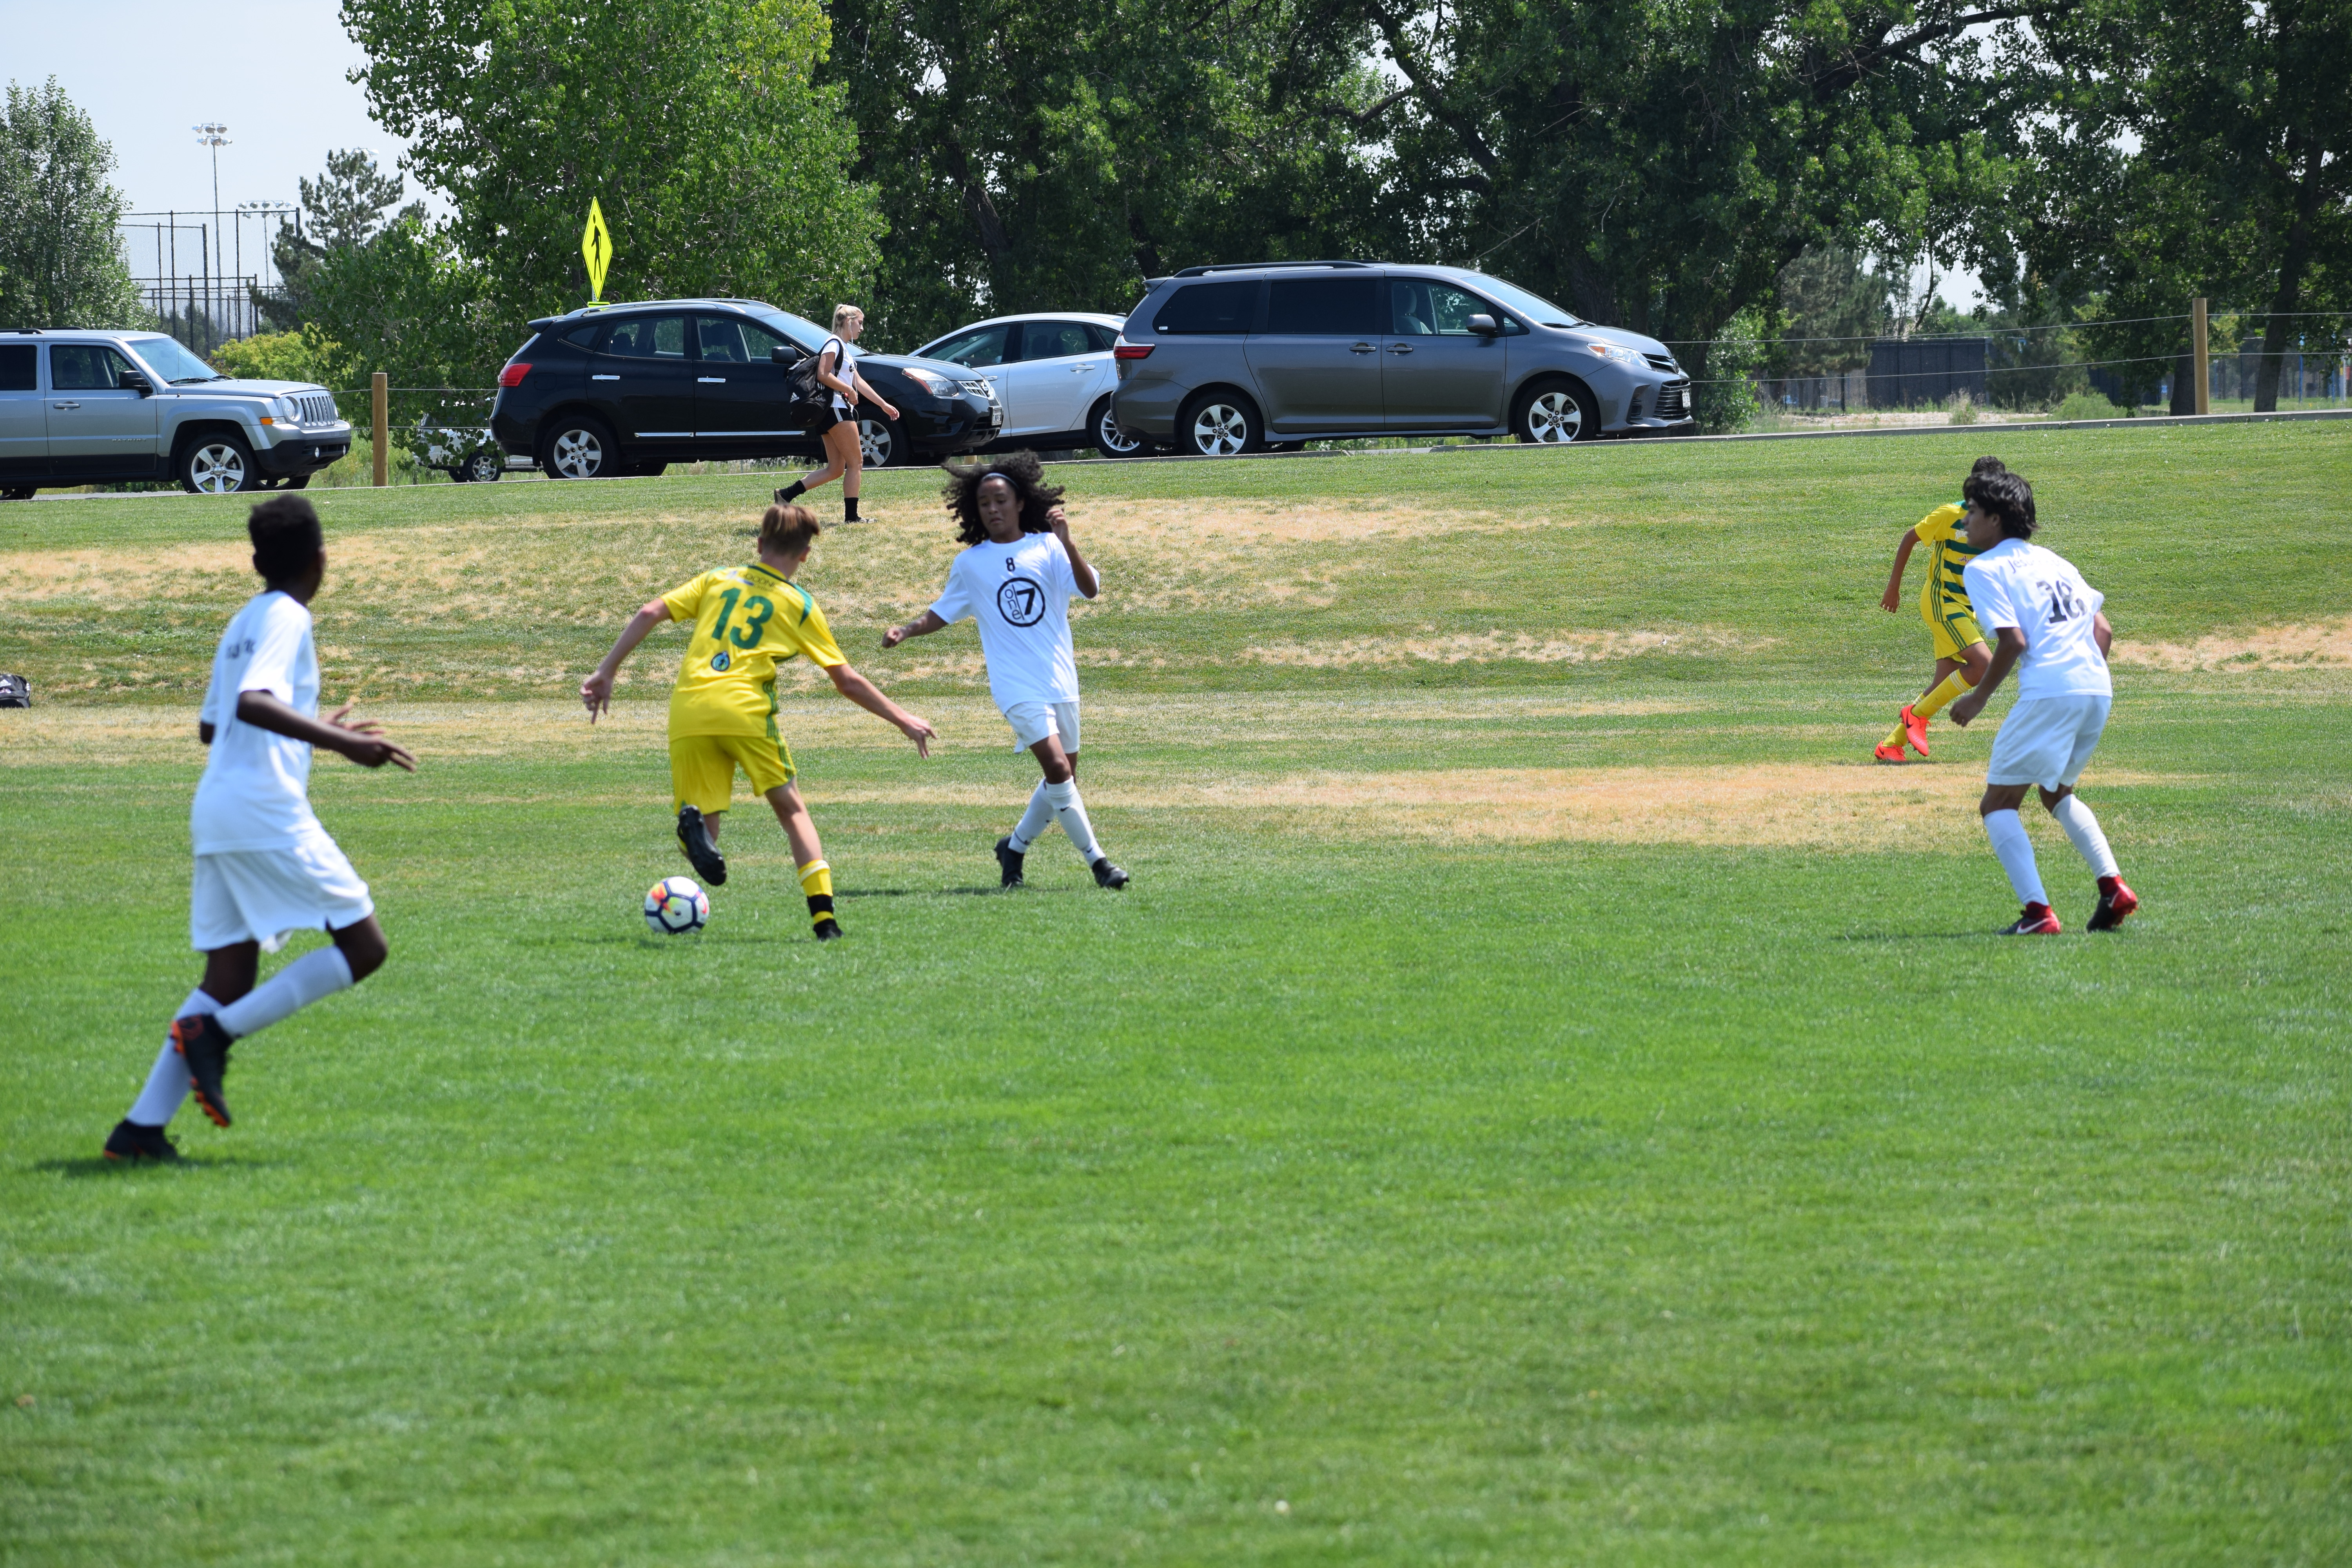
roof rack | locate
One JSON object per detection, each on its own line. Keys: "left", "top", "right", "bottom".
{"left": 1171, "top": 260, "right": 1372, "bottom": 277}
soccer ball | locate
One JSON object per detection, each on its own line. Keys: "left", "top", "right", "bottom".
{"left": 644, "top": 875, "right": 710, "bottom": 935}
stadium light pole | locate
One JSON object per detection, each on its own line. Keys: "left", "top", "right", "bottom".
{"left": 194, "top": 124, "right": 231, "bottom": 345}
{"left": 239, "top": 200, "right": 294, "bottom": 298}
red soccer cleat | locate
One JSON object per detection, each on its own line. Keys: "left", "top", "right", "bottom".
{"left": 2087, "top": 877, "right": 2138, "bottom": 931}
{"left": 1873, "top": 741, "right": 1907, "bottom": 764}
{"left": 1900, "top": 704, "right": 1931, "bottom": 757}
{"left": 1999, "top": 902, "right": 2062, "bottom": 935}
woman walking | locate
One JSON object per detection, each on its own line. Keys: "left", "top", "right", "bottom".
{"left": 777, "top": 305, "right": 898, "bottom": 524}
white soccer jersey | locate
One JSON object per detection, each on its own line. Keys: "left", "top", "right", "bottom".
{"left": 1962, "top": 538, "right": 2112, "bottom": 701}
{"left": 927, "top": 532, "right": 1093, "bottom": 710}
{"left": 190, "top": 590, "right": 327, "bottom": 853}
{"left": 821, "top": 335, "right": 858, "bottom": 415}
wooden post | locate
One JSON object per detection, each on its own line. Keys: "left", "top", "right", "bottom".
{"left": 2190, "top": 298, "right": 2210, "bottom": 416}
{"left": 371, "top": 371, "right": 390, "bottom": 486}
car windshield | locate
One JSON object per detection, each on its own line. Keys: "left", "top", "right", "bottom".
{"left": 127, "top": 334, "right": 227, "bottom": 384}
{"left": 751, "top": 309, "right": 829, "bottom": 353}
{"left": 1461, "top": 274, "right": 1583, "bottom": 328}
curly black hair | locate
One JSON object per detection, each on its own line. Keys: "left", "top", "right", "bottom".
{"left": 941, "top": 450, "right": 1065, "bottom": 545}
{"left": 1976, "top": 469, "right": 2038, "bottom": 538}
{"left": 1960, "top": 454, "right": 2007, "bottom": 506}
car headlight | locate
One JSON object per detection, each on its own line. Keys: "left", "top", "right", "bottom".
{"left": 900, "top": 368, "right": 955, "bottom": 397}
{"left": 1585, "top": 341, "right": 1648, "bottom": 370}
{"left": 275, "top": 394, "right": 306, "bottom": 425}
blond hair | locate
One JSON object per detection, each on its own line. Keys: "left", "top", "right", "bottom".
{"left": 759, "top": 503, "right": 820, "bottom": 558}
{"left": 831, "top": 303, "right": 863, "bottom": 332}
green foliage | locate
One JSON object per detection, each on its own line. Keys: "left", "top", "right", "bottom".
{"left": 0, "top": 77, "right": 146, "bottom": 329}
{"left": 1774, "top": 246, "right": 1895, "bottom": 376}
{"left": 342, "top": 0, "right": 881, "bottom": 329}
{"left": 2051, "top": 389, "right": 2129, "bottom": 420}
{"left": 1310, "top": 0, "right": 2028, "bottom": 388}
{"left": 260, "top": 149, "right": 420, "bottom": 334}
{"left": 1694, "top": 307, "right": 1766, "bottom": 433}
{"left": 819, "top": 0, "right": 1402, "bottom": 348}
{"left": 2013, "top": 0, "right": 2352, "bottom": 409}
{"left": 299, "top": 213, "right": 500, "bottom": 390}
{"left": 208, "top": 327, "right": 342, "bottom": 385}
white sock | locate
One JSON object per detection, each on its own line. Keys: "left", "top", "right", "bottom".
{"left": 214, "top": 947, "right": 356, "bottom": 1039}
{"left": 1043, "top": 778, "right": 1102, "bottom": 863}
{"left": 1984, "top": 809, "right": 2048, "bottom": 907}
{"left": 2050, "top": 794, "right": 2118, "bottom": 880}
{"left": 127, "top": 987, "right": 217, "bottom": 1125}
{"left": 1007, "top": 780, "right": 1055, "bottom": 853}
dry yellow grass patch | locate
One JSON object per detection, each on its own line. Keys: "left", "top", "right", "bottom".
{"left": 822, "top": 764, "right": 2188, "bottom": 849}
{"left": 2112, "top": 622, "right": 2352, "bottom": 672}
{"left": 1227, "top": 628, "right": 1755, "bottom": 668}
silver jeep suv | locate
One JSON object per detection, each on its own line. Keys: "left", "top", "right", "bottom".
{"left": 0, "top": 328, "right": 352, "bottom": 498}
{"left": 1111, "top": 260, "right": 1694, "bottom": 455}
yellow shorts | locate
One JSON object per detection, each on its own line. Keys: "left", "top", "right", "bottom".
{"left": 670, "top": 733, "right": 795, "bottom": 814}
{"left": 1926, "top": 601, "right": 1987, "bottom": 661}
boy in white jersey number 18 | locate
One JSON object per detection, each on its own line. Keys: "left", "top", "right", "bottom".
{"left": 105, "top": 496, "right": 415, "bottom": 1162}
{"left": 1947, "top": 470, "right": 2140, "bottom": 935}
{"left": 883, "top": 453, "right": 1129, "bottom": 891}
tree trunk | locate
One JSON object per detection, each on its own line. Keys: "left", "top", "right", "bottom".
{"left": 2254, "top": 136, "right": 2325, "bottom": 414}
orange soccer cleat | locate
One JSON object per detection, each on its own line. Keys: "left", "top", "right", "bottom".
{"left": 1873, "top": 741, "right": 1908, "bottom": 764}
{"left": 1900, "top": 704, "right": 1932, "bottom": 757}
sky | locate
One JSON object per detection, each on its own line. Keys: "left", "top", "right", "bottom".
{"left": 3, "top": 0, "right": 422, "bottom": 284}
{"left": 8, "top": 2, "right": 1980, "bottom": 313}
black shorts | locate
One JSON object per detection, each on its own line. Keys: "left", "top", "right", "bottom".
{"left": 806, "top": 403, "right": 849, "bottom": 435}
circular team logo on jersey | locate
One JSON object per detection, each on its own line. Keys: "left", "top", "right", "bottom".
{"left": 710, "top": 650, "right": 733, "bottom": 672}
{"left": 996, "top": 577, "right": 1046, "bottom": 627}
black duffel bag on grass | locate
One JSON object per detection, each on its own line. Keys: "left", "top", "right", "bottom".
{"left": 0, "top": 673, "right": 29, "bottom": 708}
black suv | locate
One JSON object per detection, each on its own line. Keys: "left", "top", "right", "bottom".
{"left": 489, "top": 299, "right": 1004, "bottom": 478}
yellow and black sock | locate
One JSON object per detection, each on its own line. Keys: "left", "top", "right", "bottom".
{"left": 1911, "top": 668, "right": 1976, "bottom": 722}
{"left": 799, "top": 859, "right": 837, "bottom": 934}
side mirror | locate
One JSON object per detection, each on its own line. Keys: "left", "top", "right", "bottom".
{"left": 771, "top": 344, "right": 806, "bottom": 365}
{"left": 120, "top": 371, "right": 153, "bottom": 395}
{"left": 1466, "top": 314, "right": 1499, "bottom": 337}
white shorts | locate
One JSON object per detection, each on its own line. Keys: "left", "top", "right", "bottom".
{"left": 1985, "top": 694, "right": 2111, "bottom": 790}
{"left": 190, "top": 833, "right": 374, "bottom": 953}
{"left": 1003, "top": 700, "right": 1080, "bottom": 753}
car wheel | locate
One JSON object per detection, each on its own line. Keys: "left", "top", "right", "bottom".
{"left": 1177, "top": 391, "right": 1262, "bottom": 457}
{"left": 857, "top": 415, "right": 907, "bottom": 468}
{"left": 463, "top": 450, "right": 505, "bottom": 483}
{"left": 180, "top": 434, "right": 259, "bottom": 494}
{"left": 447, "top": 465, "right": 472, "bottom": 483}
{"left": 1514, "top": 379, "right": 1599, "bottom": 444}
{"left": 541, "top": 416, "right": 617, "bottom": 479}
{"left": 1090, "top": 396, "right": 1146, "bottom": 459}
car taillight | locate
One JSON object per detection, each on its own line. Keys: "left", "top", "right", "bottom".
{"left": 498, "top": 363, "right": 532, "bottom": 387}
{"left": 1112, "top": 344, "right": 1154, "bottom": 361}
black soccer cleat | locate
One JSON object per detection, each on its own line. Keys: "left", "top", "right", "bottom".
{"left": 994, "top": 836, "right": 1026, "bottom": 889}
{"left": 103, "top": 1119, "right": 181, "bottom": 1163}
{"left": 172, "top": 1013, "right": 237, "bottom": 1128}
{"left": 812, "top": 917, "right": 844, "bottom": 942}
{"left": 1091, "top": 857, "right": 1130, "bottom": 890}
{"left": 676, "top": 805, "right": 728, "bottom": 886}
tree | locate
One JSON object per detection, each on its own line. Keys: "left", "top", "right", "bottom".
{"left": 2015, "top": 0, "right": 2352, "bottom": 410}
{"left": 819, "top": 0, "right": 1402, "bottom": 347}
{"left": 260, "top": 148, "right": 419, "bottom": 332}
{"left": 1289, "top": 0, "right": 2040, "bottom": 387}
{"left": 0, "top": 77, "right": 146, "bottom": 329}
{"left": 340, "top": 0, "right": 880, "bottom": 328}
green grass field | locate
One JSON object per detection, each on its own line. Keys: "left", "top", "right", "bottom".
{"left": 5, "top": 424, "right": 2349, "bottom": 1564}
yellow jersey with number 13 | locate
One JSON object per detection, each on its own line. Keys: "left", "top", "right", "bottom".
{"left": 661, "top": 563, "right": 845, "bottom": 739}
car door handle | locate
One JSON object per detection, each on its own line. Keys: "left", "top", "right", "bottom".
{"left": 52, "top": 400, "right": 80, "bottom": 409}
{"left": 697, "top": 376, "right": 726, "bottom": 384}
{"left": 1350, "top": 343, "right": 1376, "bottom": 354}
{"left": 1070, "top": 364, "right": 1090, "bottom": 372}
{"left": 592, "top": 374, "right": 620, "bottom": 381}
{"left": 1387, "top": 344, "right": 1415, "bottom": 355}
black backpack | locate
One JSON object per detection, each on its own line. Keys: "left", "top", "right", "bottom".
{"left": 0, "top": 673, "right": 28, "bottom": 708}
{"left": 776, "top": 340, "right": 831, "bottom": 422}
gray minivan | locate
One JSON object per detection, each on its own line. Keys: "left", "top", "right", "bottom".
{"left": 1110, "top": 261, "right": 1693, "bottom": 456}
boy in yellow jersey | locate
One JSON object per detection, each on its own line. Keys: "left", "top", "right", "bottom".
{"left": 579, "top": 504, "right": 935, "bottom": 940}
{"left": 1873, "top": 456, "right": 2005, "bottom": 762}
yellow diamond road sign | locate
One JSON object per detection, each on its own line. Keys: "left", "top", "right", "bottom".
{"left": 582, "top": 199, "right": 613, "bottom": 302}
